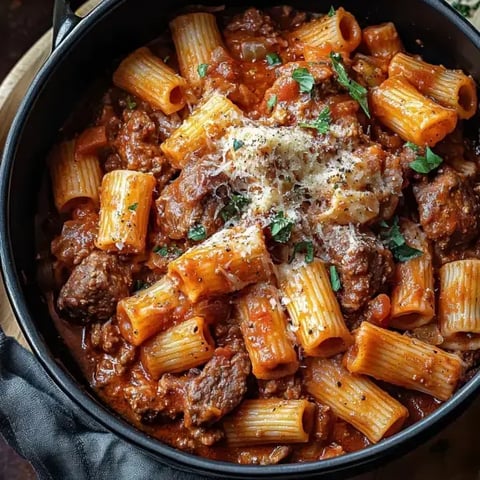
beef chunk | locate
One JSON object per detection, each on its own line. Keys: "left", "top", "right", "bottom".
{"left": 257, "top": 375, "right": 302, "bottom": 400}
{"left": 57, "top": 250, "right": 132, "bottom": 322}
{"left": 237, "top": 446, "right": 292, "bottom": 465}
{"left": 413, "top": 166, "right": 480, "bottom": 249}
{"left": 184, "top": 326, "right": 251, "bottom": 427}
{"left": 320, "top": 224, "right": 394, "bottom": 312}
{"left": 155, "top": 158, "right": 227, "bottom": 240}
{"left": 51, "top": 209, "right": 98, "bottom": 270}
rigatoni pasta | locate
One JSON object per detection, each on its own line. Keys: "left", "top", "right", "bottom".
{"left": 45, "top": 3, "right": 480, "bottom": 466}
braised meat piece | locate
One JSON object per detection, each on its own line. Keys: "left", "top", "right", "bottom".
{"left": 320, "top": 224, "right": 394, "bottom": 312}
{"left": 183, "top": 324, "right": 251, "bottom": 427}
{"left": 51, "top": 209, "right": 98, "bottom": 270}
{"left": 257, "top": 375, "right": 302, "bottom": 400}
{"left": 413, "top": 166, "right": 480, "bottom": 249}
{"left": 57, "top": 250, "right": 132, "bottom": 323}
{"left": 155, "top": 157, "right": 227, "bottom": 240}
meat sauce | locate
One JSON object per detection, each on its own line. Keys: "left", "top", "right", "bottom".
{"left": 42, "top": 5, "right": 480, "bottom": 465}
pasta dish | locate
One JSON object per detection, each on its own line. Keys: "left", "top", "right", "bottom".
{"left": 43, "top": 5, "right": 480, "bottom": 464}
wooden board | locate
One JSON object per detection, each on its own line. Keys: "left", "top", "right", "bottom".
{"left": 1, "top": 3, "right": 480, "bottom": 479}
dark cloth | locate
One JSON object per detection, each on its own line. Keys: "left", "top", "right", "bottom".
{"left": 0, "top": 328, "right": 207, "bottom": 480}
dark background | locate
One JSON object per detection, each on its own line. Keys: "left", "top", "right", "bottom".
{"left": 0, "top": 2, "right": 53, "bottom": 478}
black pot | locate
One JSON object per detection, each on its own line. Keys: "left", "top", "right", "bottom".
{"left": 1, "top": 0, "right": 480, "bottom": 478}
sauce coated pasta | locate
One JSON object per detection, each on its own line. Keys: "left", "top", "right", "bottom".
{"left": 44, "top": 5, "right": 480, "bottom": 464}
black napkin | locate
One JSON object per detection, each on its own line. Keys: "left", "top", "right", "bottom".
{"left": 0, "top": 328, "right": 209, "bottom": 480}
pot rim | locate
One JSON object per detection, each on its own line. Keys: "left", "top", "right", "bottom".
{"left": 2, "top": 0, "right": 480, "bottom": 477}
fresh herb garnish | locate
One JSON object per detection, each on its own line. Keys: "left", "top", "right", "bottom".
{"left": 269, "top": 211, "right": 294, "bottom": 243}
{"left": 405, "top": 141, "right": 420, "bottom": 152}
{"left": 267, "top": 94, "right": 278, "bottom": 111}
{"left": 266, "top": 52, "right": 282, "bottom": 66}
{"left": 153, "top": 245, "right": 182, "bottom": 257}
{"left": 134, "top": 280, "right": 148, "bottom": 291}
{"left": 233, "top": 139, "right": 245, "bottom": 151}
{"left": 290, "top": 241, "right": 314, "bottom": 264}
{"left": 188, "top": 224, "right": 207, "bottom": 241}
{"left": 452, "top": 1, "right": 480, "bottom": 18}
{"left": 125, "top": 96, "right": 137, "bottom": 110}
{"left": 299, "top": 106, "right": 331, "bottom": 134}
{"left": 329, "top": 265, "right": 341, "bottom": 292}
{"left": 197, "top": 63, "right": 209, "bottom": 78}
{"left": 329, "top": 52, "right": 370, "bottom": 118}
{"left": 292, "top": 67, "right": 315, "bottom": 94}
{"left": 409, "top": 146, "right": 443, "bottom": 174}
{"left": 128, "top": 202, "right": 138, "bottom": 211}
{"left": 328, "top": 5, "right": 336, "bottom": 16}
{"left": 380, "top": 216, "right": 423, "bottom": 262}
{"left": 220, "top": 193, "right": 250, "bottom": 221}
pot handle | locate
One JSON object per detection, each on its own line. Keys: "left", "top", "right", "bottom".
{"left": 52, "top": 0, "right": 84, "bottom": 50}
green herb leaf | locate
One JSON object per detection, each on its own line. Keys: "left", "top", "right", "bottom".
{"left": 267, "top": 94, "right": 278, "bottom": 111}
{"left": 299, "top": 106, "right": 331, "bottom": 134}
{"left": 452, "top": 1, "right": 480, "bottom": 18}
{"left": 329, "top": 265, "right": 341, "bottom": 291}
{"left": 128, "top": 202, "right": 138, "bottom": 211}
{"left": 134, "top": 280, "right": 148, "bottom": 291}
{"left": 220, "top": 193, "right": 250, "bottom": 221}
{"left": 292, "top": 67, "right": 315, "bottom": 94}
{"left": 233, "top": 139, "right": 244, "bottom": 151}
{"left": 409, "top": 147, "right": 443, "bottom": 174}
{"left": 328, "top": 5, "right": 336, "bottom": 16}
{"left": 197, "top": 63, "right": 209, "bottom": 78}
{"left": 153, "top": 245, "right": 169, "bottom": 256}
{"left": 266, "top": 52, "right": 282, "bottom": 66}
{"left": 405, "top": 141, "right": 420, "bottom": 152}
{"left": 380, "top": 216, "right": 423, "bottom": 262}
{"left": 125, "top": 96, "right": 137, "bottom": 110}
{"left": 269, "top": 211, "right": 294, "bottom": 243}
{"left": 290, "top": 241, "right": 314, "bottom": 264}
{"left": 329, "top": 52, "right": 370, "bottom": 118}
{"left": 188, "top": 224, "right": 207, "bottom": 241}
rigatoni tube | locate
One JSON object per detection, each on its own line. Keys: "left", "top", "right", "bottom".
{"left": 49, "top": 140, "right": 102, "bottom": 213}
{"left": 96, "top": 170, "right": 156, "bottom": 254}
{"left": 168, "top": 224, "right": 272, "bottom": 303}
{"left": 290, "top": 7, "right": 361, "bottom": 54}
{"left": 370, "top": 75, "right": 457, "bottom": 147}
{"left": 160, "top": 93, "right": 243, "bottom": 169}
{"left": 344, "top": 322, "right": 464, "bottom": 401}
{"left": 305, "top": 357, "right": 408, "bottom": 443}
{"left": 390, "top": 219, "right": 435, "bottom": 330}
{"left": 140, "top": 316, "right": 215, "bottom": 379}
{"left": 236, "top": 283, "right": 298, "bottom": 380}
{"left": 117, "top": 275, "right": 186, "bottom": 346}
{"left": 388, "top": 52, "right": 477, "bottom": 119}
{"left": 113, "top": 47, "right": 186, "bottom": 115}
{"left": 276, "top": 260, "right": 352, "bottom": 357}
{"left": 223, "top": 399, "right": 315, "bottom": 446}
{"left": 170, "top": 12, "right": 224, "bottom": 90}
{"left": 439, "top": 259, "right": 480, "bottom": 351}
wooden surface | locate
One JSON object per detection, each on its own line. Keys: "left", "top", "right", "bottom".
{"left": 1, "top": 2, "right": 480, "bottom": 479}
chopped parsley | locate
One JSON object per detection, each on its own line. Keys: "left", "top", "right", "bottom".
{"left": 197, "top": 63, "right": 209, "bottom": 78}
{"left": 290, "top": 241, "right": 314, "bottom": 264}
{"left": 220, "top": 193, "right": 250, "bottom": 221}
{"left": 405, "top": 141, "right": 420, "bottom": 152}
{"left": 380, "top": 216, "right": 423, "bottom": 262}
{"left": 233, "top": 139, "right": 245, "bottom": 151}
{"left": 188, "top": 224, "right": 207, "bottom": 241}
{"left": 266, "top": 52, "right": 282, "bottom": 66}
{"left": 125, "top": 96, "right": 137, "bottom": 110}
{"left": 409, "top": 146, "right": 443, "bottom": 174}
{"left": 128, "top": 202, "right": 138, "bottom": 211}
{"left": 329, "top": 265, "right": 341, "bottom": 292}
{"left": 299, "top": 106, "right": 331, "bottom": 134}
{"left": 153, "top": 245, "right": 183, "bottom": 258}
{"left": 452, "top": 1, "right": 480, "bottom": 17}
{"left": 292, "top": 67, "right": 315, "bottom": 94}
{"left": 328, "top": 5, "right": 336, "bottom": 16}
{"left": 267, "top": 94, "right": 278, "bottom": 111}
{"left": 269, "top": 211, "right": 294, "bottom": 243}
{"left": 329, "top": 52, "right": 370, "bottom": 118}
